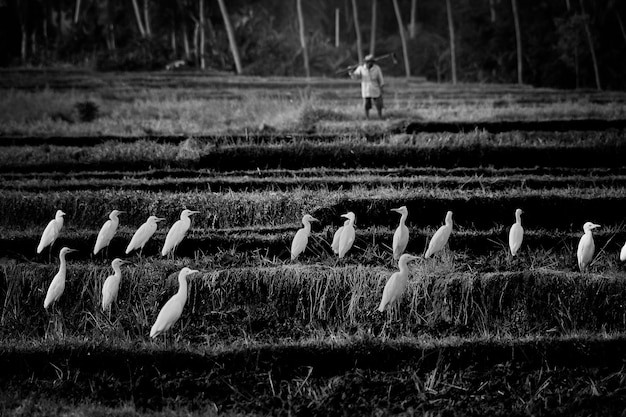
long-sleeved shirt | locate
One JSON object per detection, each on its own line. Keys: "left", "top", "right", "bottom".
{"left": 350, "top": 64, "right": 384, "bottom": 98}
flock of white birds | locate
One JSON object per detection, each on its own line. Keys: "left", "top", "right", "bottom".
{"left": 34, "top": 205, "right": 624, "bottom": 339}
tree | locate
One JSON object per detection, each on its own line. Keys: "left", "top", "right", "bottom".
{"left": 579, "top": 0, "right": 601, "bottom": 89}
{"left": 446, "top": 0, "right": 457, "bottom": 83}
{"left": 511, "top": 0, "right": 522, "bottom": 84}
{"left": 296, "top": 0, "right": 310, "bottom": 77}
{"left": 392, "top": 0, "right": 410, "bottom": 77}
{"left": 198, "top": 0, "right": 205, "bottom": 70}
{"left": 369, "top": 0, "right": 377, "bottom": 55}
{"left": 409, "top": 0, "right": 418, "bottom": 38}
{"left": 216, "top": 0, "right": 242, "bottom": 74}
{"left": 350, "top": 0, "right": 363, "bottom": 63}
{"left": 131, "top": 0, "right": 147, "bottom": 38}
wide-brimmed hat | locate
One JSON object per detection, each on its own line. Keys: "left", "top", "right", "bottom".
{"left": 364, "top": 54, "right": 375, "bottom": 62}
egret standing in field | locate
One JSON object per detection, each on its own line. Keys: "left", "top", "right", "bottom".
{"left": 425, "top": 211, "right": 453, "bottom": 258}
{"left": 338, "top": 212, "right": 356, "bottom": 259}
{"left": 126, "top": 215, "right": 165, "bottom": 256}
{"left": 391, "top": 206, "right": 409, "bottom": 260}
{"left": 378, "top": 254, "right": 419, "bottom": 312}
{"left": 161, "top": 209, "right": 200, "bottom": 258}
{"left": 331, "top": 218, "right": 350, "bottom": 254}
{"left": 577, "top": 221, "right": 600, "bottom": 272}
{"left": 43, "top": 247, "right": 77, "bottom": 310}
{"left": 508, "top": 208, "right": 524, "bottom": 257}
{"left": 620, "top": 242, "right": 626, "bottom": 262}
{"left": 150, "top": 267, "right": 199, "bottom": 339}
{"left": 37, "top": 210, "right": 65, "bottom": 256}
{"left": 101, "top": 258, "right": 129, "bottom": 317}
{"left": 291, "top": 214, "right": 318, "bottom": 260}
{"left": 94, "top": 209, "right": 124, "bottom": 255}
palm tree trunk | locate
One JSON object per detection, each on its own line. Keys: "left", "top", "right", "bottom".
{"left": 216, "top": 0, "right": 242, "bottom": 74}
{"left": 335, "top": 8, "right": 340, "bottom": 47}
{"left": 296, "top": 0, "right": 310, "bottom": 77}
{"left": 199, "top": 0, "right": 205, "bottom": 70}
{"left": 579, "top": 0, "right": 601, "bottom": 90}
{"left": 350, "top": 0, "right": 363, "bottom": 63}
{"left": 131, "top": 0, "right": 146, "bottom": 37}
{"left": 511, "top": 0, "right": 522, "bottom": 84}
{"left": 445, "top": 0, "right": 457, "bottom": 84}
{"left": 409, "top": 0, "right": 417, "bottom": 38}
{"left": 73, "top": 0, "right": 81, "bottom": 24}
{"left": 143, "top": 0, "right": 152, "bottom": 37}
{"left": 369, "top": 0, "right": 377, "bottom": 55}
{"left": 392, "top": 0, "right": 411, "bottom": 77}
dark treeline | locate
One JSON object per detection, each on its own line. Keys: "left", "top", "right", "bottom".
{"left": 1, "top": 0, "right": 625, "bottom": 90}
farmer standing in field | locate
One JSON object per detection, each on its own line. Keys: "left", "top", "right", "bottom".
{"left": 349, "top": 54, "right": 385, "bottom": 120}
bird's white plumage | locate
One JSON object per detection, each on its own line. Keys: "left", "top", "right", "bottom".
{"left": 378, "top": 254, "right": 418, "bottom": 312}
{"left": 291, "top": 214, "right": 318, "bottom": 260}
{"left": 577, "top": 222, "right": 600, "bottom": 272}
{"left": 338, "top": 212, "right": 356, "bottom": 258}
{"left": 391, "top": 206, "right": 409, "bottom": 260}
{"left": 425, "top": 211, "right": 453, "bottom": 258}
{"left": 101, "top": 258, "right": 128, "bottom": 312}
{"left": 94, "top": 210, "right": 123, "bottom": 255}
{"left": 331, "top": 221, "right": 349, "bottom": 254}
{"left": 508, "top": 208, "right": 524, "bottom": 256}
{"left": 161, "top": 210, "right": 200, "bottom": 257}
{"left": 150, "top": 267, "right": 199, "bottom": 338}
{"left": 37, "top": 210, "right": 65, "bottom": 254}
{"left": 43, "top": 247, "right": 76, "bottom": 309}
{"left": 126, "top": 215, "right": 164, "bottom": 254}
{"left": 620, "top": 243, "right": 626, "bottom": 262}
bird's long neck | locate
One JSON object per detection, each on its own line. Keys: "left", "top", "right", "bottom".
{"left": 399, "top": 212, "right": 407, "bottom": 227}
{"left": 181, "top": 216, "right": 191, "bottom": 227}
{"left": 56, "top": 217, "right": 64, "bottom": 229}
{"left": 112, "top": 263, "right": 122, "bottom": 278}
{"left": 445, "top": 215, "right": 453, "bottom": 227}
{"left": 177, "top": 276, "right": 188, "bottom": 300}
{"left": 303, "top": 220, "right": 311, "bottom": 233}
{"left": 348, "top": 218, "right": 355, "bottom": 227}
{"left": 58, "top": 253, "right": 67, "bottom": 275}
{"left": 110, "top": 216, "right": 119, "bottom": 227}
{"left": 515, "top": 212, "right": 522, "bottom": 225}
{"left": 398, "top": 258, "right": 410, "bottom": 274}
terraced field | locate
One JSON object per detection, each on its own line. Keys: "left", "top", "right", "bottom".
{"left": 2, "top": 71, "right": 626, "bottom": 416}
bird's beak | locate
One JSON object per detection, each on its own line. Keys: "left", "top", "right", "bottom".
{"left": 391, "top": 208, "right": 400, "bottom": 213}
{"left": 156, "top": 217, "right": 166, "bottom": 222}
{"left": 310, "top": 217, "right": 319, "bottom": 222}
{"left": 341, "top": 214, "right": 348, "bottom": 219}
{"left": 190, "top": 211, "right": 200, "bottom": 215}
{"left": 118, "top": 211, "right": 126, "bottom": 214}
{"left": 67, "top": 249, "right": 78, "bottom": 253}
{"left": 593, "top": 224, "right": 601, "bottom": 229}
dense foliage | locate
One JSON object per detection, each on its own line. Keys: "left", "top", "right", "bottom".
{"left": 1, "top": 0, "right": 626, "bottom": 89}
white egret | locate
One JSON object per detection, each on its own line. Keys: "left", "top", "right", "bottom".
{"left": 378, "top": 254, "right": 419, "bottom": 312}
{"left": 101, "top": 258, "right": 129, "bottom": 314}
{"left": 331, "top": 219, "right": 349, "bottom": 254}
{"left": 290, "top": 214, "right": 318, "bottom": 260}
{"left": 391, "top": 206, "right": 409, "bottom": 260}
{"left": 37, "top": 210, "right": 65, "bottom": 254}
{"left": 126, "top": 215, "right": 165, "bottom": 255}
{"left": 577, "top": 222, "right": 600, "bottom": 272}
{"left": 425, "top": 211, "right": 453, "bottom": 258}
{"left": 150, "top": 267, "right": 199, "bottom": 339}
{"left": 508, "top": 208, "right": 524, "bottom": 257}
{"left": 620, "top": 243, "right": 626, "bottom": 262}
{"left": 161, "top": 210, "right": 200, "bottom": 257}
{"left": 43, "top": 247, "right": 77, "bottom": 309}
{"left": 94, "top": 210, "right": 124, "bottom": 255}
{"left": 338, "top": 212, "right": 356, "bottom": 259}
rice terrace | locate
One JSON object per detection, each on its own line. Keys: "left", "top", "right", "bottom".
{"left": 1, "top": 67, "right": 626, "bottom": 416}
